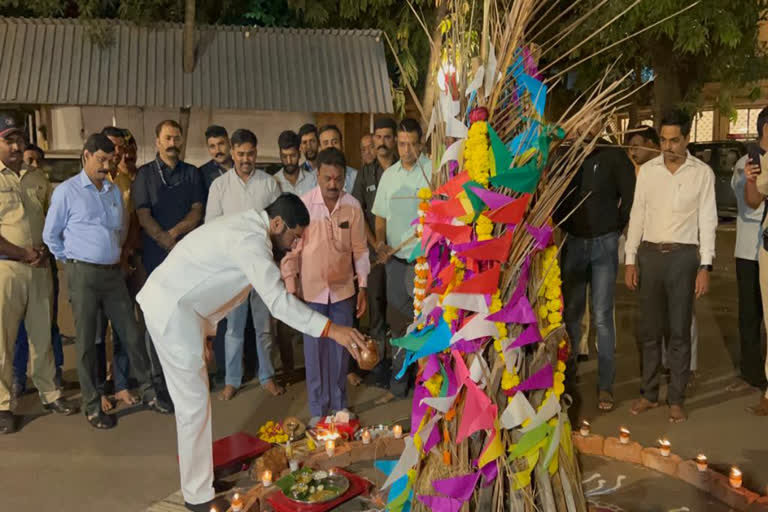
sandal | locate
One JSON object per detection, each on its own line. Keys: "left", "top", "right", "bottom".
{"left": 597, "top": 391, "right": 614, "bottom": 412}
{"left": 668, "top": 405, "right": 687, "bottom": 423}
{"left": 87, "top": 412, "right": 116, "bottom": 430}
{"left": 630, "top": 397, "right": 659, "bottom": 416}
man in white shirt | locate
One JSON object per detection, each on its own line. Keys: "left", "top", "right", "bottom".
{"left": 137, "top": 193, "right": 367, "bottom": 512}
{"left": 318, "top": 124, "right": 358, "bottom": 193}
{"left": 273, "top": 130, "right": 317, "bottom": 197}
{"left": 624, "top": 109, "right": 717, "bottom": 424}
{"left": 205, "top": 129, "right": 282, "bottom": 401}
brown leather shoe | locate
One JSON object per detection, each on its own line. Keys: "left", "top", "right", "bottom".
{"left": 746, "top": 395, "right": 768, "bottom": 416}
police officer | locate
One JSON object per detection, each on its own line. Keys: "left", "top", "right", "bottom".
{"left": 0, "top": 114, "right": 75, "bottom": 434}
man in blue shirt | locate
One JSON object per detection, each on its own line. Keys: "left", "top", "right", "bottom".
{"left": 44, "top": 133, "right": 173, "bottom": 429}
{"left": 132, "top": 120, "right": 204, "bottom": 396}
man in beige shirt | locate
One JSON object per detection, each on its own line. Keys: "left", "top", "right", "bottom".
{"left": 0, "top": 114, "right": 75, "bottom": 434}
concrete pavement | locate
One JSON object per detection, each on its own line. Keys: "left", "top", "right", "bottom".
{"left": 1, "top": 222, "right": 765, "bottom": 511}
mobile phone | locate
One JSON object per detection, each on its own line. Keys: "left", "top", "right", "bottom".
{"left": 748, "top": 144, "right": 762, "bottom": 174}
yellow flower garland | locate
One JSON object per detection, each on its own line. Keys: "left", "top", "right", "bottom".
{"left": 464, "top": 121, "right": 491, "bottom": 186}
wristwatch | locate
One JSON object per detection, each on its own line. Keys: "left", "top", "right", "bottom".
{"left": 699, "top": 264, "right": 713, "bottom": 272}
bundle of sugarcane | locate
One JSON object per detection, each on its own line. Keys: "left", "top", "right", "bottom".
{"left": 375, "top": 0, "right": 688, "bottom": 511}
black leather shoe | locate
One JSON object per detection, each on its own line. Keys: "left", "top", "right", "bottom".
{"left": 145, "top": 397, "right": 173, "bottom": 415}
{"left": 0, "top": 410, "right": 16, "bottom": 434}
{"left": 184, "top": 496, "right": 230, "bottom": 512}
{"left": 43, "top": 398, "right": 77, "bottom": 416}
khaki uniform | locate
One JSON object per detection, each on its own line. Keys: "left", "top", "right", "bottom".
{"left": 0, "top": 163, "right": 59, "bottom": 410}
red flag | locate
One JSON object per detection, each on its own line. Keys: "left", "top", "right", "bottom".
{"left": 429, "top": 223, "right": 473, "bottom": 244}
{"left": 453, "top": 265, "right": 501, "bottom": 294}
{"left": 456, "top": 231, "right": 513, "bottom": 262}
{"left": 435, "top": 171, "right": 471, "bottom": 198}
{"left": 486, "top": 193, "right": 531, "bottom": 225}
{"left": 430, "top": 198, "right": 467, "bottom": 218}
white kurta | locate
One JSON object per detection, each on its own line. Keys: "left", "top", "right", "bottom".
{"left": 137, "top": 209, "right": 328, "bottom": 505}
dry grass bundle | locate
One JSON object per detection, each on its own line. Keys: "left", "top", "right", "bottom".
{"left": 386, "top": 0, "right": 691, "bottom": 510}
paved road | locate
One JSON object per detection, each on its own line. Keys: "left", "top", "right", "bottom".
{"left": 1, "top": 222, "right": 763, "bottom": 511}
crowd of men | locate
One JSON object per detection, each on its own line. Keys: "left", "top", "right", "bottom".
{"left": 0, "top": 113, "right": 429, "bottom": 434}
{"left": 3, "top": 106, "right": 768, "bottom": 439}
{"left": 561, "top": 108, "right": 768, "bottom": 424}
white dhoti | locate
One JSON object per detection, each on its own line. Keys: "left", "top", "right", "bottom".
{"left": 145, "top": 307, "right": 213, "bottom": 505}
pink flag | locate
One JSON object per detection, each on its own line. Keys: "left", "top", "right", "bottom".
{"left": 432, "top": 471, "right": 481, "bottom": 502}
{"left": 508, "top": 324, "right": 542, "bottom": 349}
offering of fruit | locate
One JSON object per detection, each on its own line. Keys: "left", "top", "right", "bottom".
{"left": 258, "top": 420, "right": 289, "bottom": 444}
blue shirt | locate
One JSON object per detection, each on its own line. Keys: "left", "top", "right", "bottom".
{"left": 43, "top": 170, "right": 124, "bottom": 264}
{"left": 131, "top": 156, "right": 204, "bottom": 273}
{"left": 731, "top": 155, "right": 764, "bottom": 261}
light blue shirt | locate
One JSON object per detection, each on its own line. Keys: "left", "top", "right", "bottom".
{"left": 371, "top": 154, "right": 432, "bottom": 259}
{"left": 43, "top": 170, "right": 124, "bottom": 264}
{"left": 731, "top": 155, "right": 764, "bottom": 261}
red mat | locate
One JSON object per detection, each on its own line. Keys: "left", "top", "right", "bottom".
{"left": 212, "top": 432, "right": 271, "bottom": 469}
{"left": 266, "top": 469, "right": 371, "bottom": 512}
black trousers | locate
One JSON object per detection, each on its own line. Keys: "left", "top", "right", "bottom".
{"left": 637, "top": 244, "right": 698, "bottom": 405}
{"left": 65, "top": 262, "right": 157, "bottom": 417}
{"left": 735, "top": 258, "right": 766, "bottom": 388}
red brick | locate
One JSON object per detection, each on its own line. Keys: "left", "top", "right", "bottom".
{"left": 571, "top": 433, "right": 605, "bottom": 456}
{"left": 676, "top": 460, "right": 712, "bottom": 493}
{"left": 710, "top": 471, "right": 759, "bottom": 509}
{"left": 641, "top": 447, "right": 682, "bottom": 477}
{"left": 602, "top": 437, "right": 643, "bottom": 465}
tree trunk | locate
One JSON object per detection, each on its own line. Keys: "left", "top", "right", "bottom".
{"left": 420, "top": 1, "right": 449, "bottom": 130}
{"left": 183, "top": 0, "right": 196, "bottom": 73}
{"left": 650, "top": 37, "right": 683, "bottom": 127}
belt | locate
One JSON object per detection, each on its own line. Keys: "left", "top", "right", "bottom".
{"left": 391, "top": 255, "right": 413, "bottom": 265}
{"left": 640, "top": 241, "right": 697, "bottom": 253}
{"left": 67, "top": 259, "right": 120, "bottom": 270}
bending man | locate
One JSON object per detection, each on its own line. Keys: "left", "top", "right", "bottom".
{"left": 136, "top": 193, "right": 367, "bottom": 512}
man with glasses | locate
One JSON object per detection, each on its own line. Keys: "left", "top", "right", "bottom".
{"left": 137, "top": 193, "right": 368, "bottom": 512}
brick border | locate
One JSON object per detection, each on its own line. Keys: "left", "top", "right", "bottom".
{"left": 572, "top": 433, "right": 767, "bottom": 511}
{"left": 235, "top": 437, "right": 405, "bottom": 512}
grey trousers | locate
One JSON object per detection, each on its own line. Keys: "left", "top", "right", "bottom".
{"left": 65, "top": 262, "right": 156, "bottom": 416}
{"left": 636, "top": 244, "right": 699, "bottom": 406}
{"left": 386, "top": 258, "right": 416, "bottom": 398}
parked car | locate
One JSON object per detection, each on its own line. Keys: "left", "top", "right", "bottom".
{"left": 689, "top": 141, "right": 747, "bottom": 218}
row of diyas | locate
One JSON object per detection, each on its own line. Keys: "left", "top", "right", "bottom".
{"left": 579, "top": 421, "right": 743, "bottom": 488}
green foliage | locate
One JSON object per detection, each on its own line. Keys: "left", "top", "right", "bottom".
{"left": 547, "top": 0, "right": 768, "bottom": 114}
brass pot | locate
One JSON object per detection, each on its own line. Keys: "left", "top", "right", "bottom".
{"left": 357, "top": 338, "right": 380, "bottom": 371}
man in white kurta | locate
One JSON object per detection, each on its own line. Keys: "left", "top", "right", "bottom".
{"left": 137, "top": 193, "right": 367, "bottom": 511}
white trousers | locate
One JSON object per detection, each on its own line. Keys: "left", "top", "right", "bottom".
{"left": 145, "top": 308, "right": 214, "bottom": 505}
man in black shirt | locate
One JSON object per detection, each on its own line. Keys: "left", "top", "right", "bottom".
{"left": 554, "top": 129, "right": 636, "bottom": 412}
{"left": 351, "top": 117, "right": 398, "bottom": 387}
{"left": 198, "top": 125, "right": 232, "bottom": 204}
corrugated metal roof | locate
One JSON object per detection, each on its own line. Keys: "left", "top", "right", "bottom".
{"left": 0, "top": 17, "right": 393, "bottom": 113}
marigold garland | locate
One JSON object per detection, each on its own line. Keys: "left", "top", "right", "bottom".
{"left": 464, "top": 121, "right": 491, "bottom": 186}
{"left": 413, "top": 187, "right": 432, "bottom": 317}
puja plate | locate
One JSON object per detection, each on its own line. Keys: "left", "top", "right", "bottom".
{"left": 276, "top": 468, "right": 350, "bottom": 504}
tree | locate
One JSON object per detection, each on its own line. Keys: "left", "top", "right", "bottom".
{"left": 543, "top": 0, "right": 768, "bottom": 124}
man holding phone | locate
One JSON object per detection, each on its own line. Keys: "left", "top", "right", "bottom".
{"left": 742, "top": 106, "right": 768, "bottom": 416}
